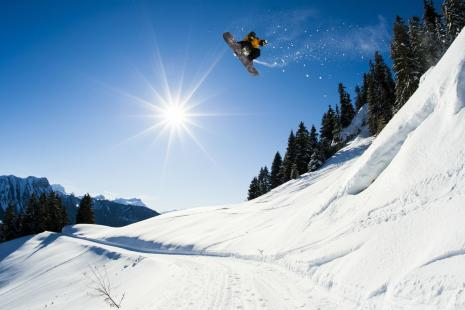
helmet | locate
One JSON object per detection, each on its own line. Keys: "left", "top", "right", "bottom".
{"left": 248, "top": 31, "right": 256, "bottom": 38}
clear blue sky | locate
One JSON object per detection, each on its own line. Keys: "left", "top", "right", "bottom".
{"left": 0, "top": 0, "right": 426, "bottom": 211}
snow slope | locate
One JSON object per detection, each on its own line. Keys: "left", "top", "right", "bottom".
{"left": 1, "top": 29, "right": 465, "bottom": 310}
{"left": 0, "top": 232, "right": 353, "bottom": 310}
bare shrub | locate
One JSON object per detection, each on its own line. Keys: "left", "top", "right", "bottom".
{"left": 86, "top": 265, "right": 125, "bottom": 308}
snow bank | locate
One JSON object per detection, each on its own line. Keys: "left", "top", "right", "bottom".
{"left": 341, "top": 28, "right": 465, "bottom": 196}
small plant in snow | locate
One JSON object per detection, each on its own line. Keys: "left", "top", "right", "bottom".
{"left": 86, "top": 265, "right": 125, "bottom": 308}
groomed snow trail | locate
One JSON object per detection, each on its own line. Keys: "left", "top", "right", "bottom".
{"left": 0, "top": 233, "right": 349, "bottom": 310}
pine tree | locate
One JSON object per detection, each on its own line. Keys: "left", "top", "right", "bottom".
{"left": 392, "top": 16, "right": 421, "bottom": 111}
{"left": 308, "top": 148, "right": 324, "bottom": 172}
{"left": 333, "top": 105, "right": 342, "bottom": 145}
{"left": 338, "top": 83, "right": 355, "bottom": 128}
{"left": 354, "top": 85, "right": 366, "bottom": 111}
{"left": 408, "top": 16, "right": 429, "bottom": 75}
{"left": 361, "top": 74, "right": 370, "bottom": 106}
{"left": 309, "top": 125, "right": 318, "bottom": 150}
{"left": 423, "top": 0, "right": 442, "bottom": 66}
{"left": 257, "top": 166, "right": 272, "bottom": 194}
{"left": 46, "top": 192, "right": 58, "bottom": 232}
{"left": 21, "top": 193, "right": 38, "bottom": 235}
{"left": 381, "top": 56, "right": 396, "bottom": 124}
{"left": 318, "top": 137, "right": 332, "bottom": 161}
{"left": 320, "top": 105, "right": 336, "bottom": 142}
{"left": 294, "top": 122, "right": 312, "bottom": 175}
{"left": 280, "top": 131, "right": 297, "bottom": 182}
{"left": 60, "top": 200, "right": 68, "bottom": 229}
{"left": 424, "top": 0, "right": 442, "bottom": 31}
{"left": 247, "top": 177, "right": 261, "bottom": 200}
{"left": 366, "top": 66, "right": 376, "bottom": 134}
{"left": 442, "top": 0, "right": 465, "bottom": 39}
{"left": 319, "top": 105, "right": 338, "bottom": 158}
{"left": 366, "top": 52, "right": 395, "bottom": 135}
{"left": 335, "top": 101, "right": 340, "bottom": 123}
{"left": 45, "top": 192, "right": 68, "bottom": 232}
{"left": 76, "top": 194, "right": 95, "bottom": 224}
{"left": 435, "top": 15, "right": 450, "bottom": 55}
{"left": 37, "top": 193, "right": 48, "bottom": 232}
{"left": 2, "top": 203, "right": 20, "bottom": 241}
{"left": 270, "top": 152, "right": 283, "bottom": 189}
{"left": 290, "top": 163, "right": 299, "bottom": 180}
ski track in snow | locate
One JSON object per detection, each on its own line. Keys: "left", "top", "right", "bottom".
{"left": 0, "top": 233, "right": 349, "bottom": 310}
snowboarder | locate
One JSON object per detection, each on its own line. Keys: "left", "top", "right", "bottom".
{"left": 223, "top": 31, "right": 267, "bottom": 76}
{"left": 238, "top": 31, "right": 268, "bottom": 61}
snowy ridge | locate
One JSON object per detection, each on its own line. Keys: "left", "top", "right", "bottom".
{"left": 113, "top": 198, "right": 147, "bottom": 207}
{"left": 2, "top": 29, "right": 465, "bottom": 310}
{"left": 50, "top": 184, "right": 66, "bottom": 195}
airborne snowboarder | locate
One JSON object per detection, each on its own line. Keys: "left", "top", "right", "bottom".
{"left": 223, "top": 31, "right": 268, "bottom": 76}
{"left": 238, "top": 32, "right": 268, "bottom": 61}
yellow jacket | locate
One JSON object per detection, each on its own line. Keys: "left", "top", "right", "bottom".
{"left": 243, "top": 34, "right": 264, "bottom": 49}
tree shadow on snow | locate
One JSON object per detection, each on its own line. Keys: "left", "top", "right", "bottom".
{"left": 0, "top": 235, "right": 36, "bottom": 263}
{"left": 25, "top": 233, "right": 60, "bottom": 260}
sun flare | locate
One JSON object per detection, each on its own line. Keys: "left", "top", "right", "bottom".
{"left": 112, "top": 43, "right": 226, "bottom": 171}
{"left": 161, "top": 103, "right": 188, "bottom": 128}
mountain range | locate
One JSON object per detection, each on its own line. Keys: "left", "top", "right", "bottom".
{"left": 0, "top": 175, "right": 158, "bottom": 227}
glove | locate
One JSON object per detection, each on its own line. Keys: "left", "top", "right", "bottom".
{"left": 261, "top": 40, "right": 268, "bottom": 46}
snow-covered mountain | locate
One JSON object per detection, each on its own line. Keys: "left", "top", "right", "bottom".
{"left": 113, "top": 197, "right": 147, "bottom": 207}
{"left": 0, "top": 175, "right": 52, "bottom": 211}
{"left": 56, "top": 187, "right": 148, "bottom": 207}
{"left": 1, "top": 29, "right": 465, "bottom": 310}
{"left": 0, "top": 175, "right": 158, "bottom": 227}
{"left": 75, "top": 192, "right": 148, "bottom": 207}
{"left": 93, "top": 194, "right": 106, "bottom": 200}
{"left": 50, "top": 184, "right": 66, "bottom": 195}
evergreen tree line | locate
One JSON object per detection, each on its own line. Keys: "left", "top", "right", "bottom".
{"left": 0, "top": 193, "right": 95, "bottom": 242}
{"left": 334, "top": 0, "right": 464, "bottom": 136}
{"left": 362, "top": 0, "right": 464, "bottom": 136}
{"left": 391, "top": 0, "right": 465, "bottom": 111}
{"left": 248, "top": 0, "right": 465, "bottom": 200}
{"left": 248, "top": 83, "right": 357, "bottom": 200}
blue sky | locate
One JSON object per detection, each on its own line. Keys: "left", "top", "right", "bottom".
{"left": 0, "top": 0, "right": 426, "bottom": 211}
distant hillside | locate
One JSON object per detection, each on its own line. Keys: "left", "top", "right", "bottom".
{"left": 0, "top": 175, "right": 159, "bottom": 227}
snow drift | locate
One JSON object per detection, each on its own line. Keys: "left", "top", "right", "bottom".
{"left": 2, "top": 29, "right": 465, "bottom": 309}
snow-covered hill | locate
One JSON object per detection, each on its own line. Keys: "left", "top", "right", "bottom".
{"left": 1, "top": 29, "right": 465, "bottom": 310}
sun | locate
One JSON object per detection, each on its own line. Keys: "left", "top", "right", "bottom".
{"left": 110, "top": 42, "right": 226, "bottom": 172}
{"left": 161, "top": 103, "right": 188, "bottom": 128}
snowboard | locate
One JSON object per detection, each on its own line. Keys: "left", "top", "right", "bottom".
{"left": 223, "top": 32, "right": 259, "bottom": 76}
